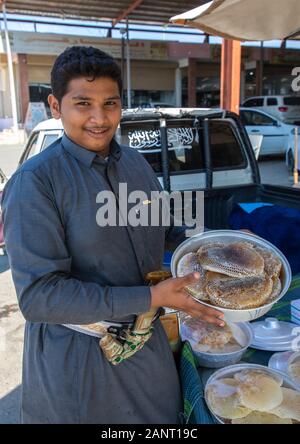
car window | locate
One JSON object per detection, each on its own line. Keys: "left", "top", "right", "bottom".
{"left": 120, "top": 119, "right": 246, "bottom": 173}
{"left": 267, "top": 98, "right": 278, "bottom": 106}
{"left": 41, "top": 133, "right": 60, "bottom": 151}
{"left": 284, "top": 97, "right": 300, "bottom": 106}
{"left": 22, "top": 132, "right": 39, "bottom": 162}
{"left": 240, "top": 110, "right": 275, "bottom": 126}
{"left": 239, "top": 111, "right": 251, "bottom": 126}
{"left": 243, "top": 98, "right": 264, "bottom": 107}
{"left": 210, "top": 121, "right": 246, "bottom": 169}
{"left": 120, "top": 119, "right": 204, "bottom": 174}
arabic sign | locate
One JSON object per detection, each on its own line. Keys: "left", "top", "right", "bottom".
{"left": 7, "top": 32, "right": 168, "bottom": 60}
{"left": 127, "top": 127, "right": 194, "bottom": 152}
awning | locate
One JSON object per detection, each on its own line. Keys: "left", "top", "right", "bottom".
{"left": 170, "top": 0, "right": 300, "bottom": 41}
{"left": 1, "top": 0, "right": 208, "bottom": 26}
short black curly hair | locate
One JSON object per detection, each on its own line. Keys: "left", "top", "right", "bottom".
{"left": 51, "top": 46, "right": 122, "bottom": 103}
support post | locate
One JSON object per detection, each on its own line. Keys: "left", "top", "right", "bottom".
{"left": 18, "top": 53, "right": 29, "bottom": 123}
{"left": 187, "top": 58, "right": 197, "bottom": 108}
{"left": 175, "top": 67, "right": 182, "bottom": 107}
{"left": 126, "top": 19, "right": 131, "bottom": 109}
{"left": 2, "top": 0, "right": 19, "bottom": 133}
{"left": 220, "top": 39, "right": 241, "bottom": 114}
{"left": 294, "top": 127, "right": 298, "bottom": 185}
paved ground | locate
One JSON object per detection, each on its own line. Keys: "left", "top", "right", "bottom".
{"left": 0, "top": 143, "right": 24, "bottom": 178}
{"left": 0, "top": 142, "right": 298, "bottom": 423}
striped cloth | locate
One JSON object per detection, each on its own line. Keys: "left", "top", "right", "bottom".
{"left": 180, "top": 340, "right": 218, "bottom": 424}
{"left": 180, "top": 273, "right": 300, "bottom": 424}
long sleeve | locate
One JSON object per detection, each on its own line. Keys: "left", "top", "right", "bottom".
{"left": 1, "top": 171, "right": 151, "bottom": 324}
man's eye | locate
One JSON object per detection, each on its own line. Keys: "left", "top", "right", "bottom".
{"left": 105, "top": 101, "right": 116, "bottom": 106}
{"left": 77, "top": 102, "right": 90, "bottom": 106}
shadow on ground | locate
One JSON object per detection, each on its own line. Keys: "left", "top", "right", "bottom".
{"left": 0, "top": 251, "right": 9, "bottom": 274}
{"left": 0, "top": 385, "right": 21, "bottom": 424}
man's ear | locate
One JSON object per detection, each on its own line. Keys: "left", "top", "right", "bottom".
{"left": 48, "top": 94, "right": 61, "bottom": 119}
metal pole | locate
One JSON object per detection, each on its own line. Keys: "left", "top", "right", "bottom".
{"left": 126, "top": 19, "right": 131, "bottom": 109}
{"left": 2, "top": 1, "right": 18, "bottom": 134}
{"left": 159, "top": 118, "right": 170, "bottom": 192}
{"left": 175, "top": 67, "right": 182, "bottom": 107}
{"left": 203, "top": 118, "right": 212, "bottom": 189}
{"left": 258, "top": 41, "right": 264, "bottom": 95}
{"left": 121, "top": 33, "right": 125, "bottom": 98}
{"left": 294, "top": 127, "right": 298, "bottom": 185}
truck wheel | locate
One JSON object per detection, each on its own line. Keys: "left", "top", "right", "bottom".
{"left": 287, "top": 150, "right": 294, "bottom": 173}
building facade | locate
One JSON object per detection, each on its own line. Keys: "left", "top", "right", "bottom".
{"left": 0, "top": 30, "right": 300, "bottom": 126}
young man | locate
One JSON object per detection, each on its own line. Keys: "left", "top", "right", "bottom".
{"left": 2, "top": 46, "right": 224, "bottom": 424}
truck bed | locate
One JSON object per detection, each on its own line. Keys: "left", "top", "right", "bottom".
{"left": 203, "top": 183, "right": 300, "bottom": 229}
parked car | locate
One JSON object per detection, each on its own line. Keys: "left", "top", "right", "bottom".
{"left": 240, "top": 107, "right": 300, "bottom": 158}
{"left": 242, "top": 95, "right": 300, "bottom": 125}
{"left": 1, "top": 107, "right": 300, "bottom": 249}
{"left": 138, "top": 102, "right": 175, "bottom": 109}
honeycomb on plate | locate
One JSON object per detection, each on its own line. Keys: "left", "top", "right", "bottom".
{"left": 177, "top": 241, "right": 282, "bottom": 310}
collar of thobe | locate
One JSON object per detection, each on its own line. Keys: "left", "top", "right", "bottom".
{"left": 61, "top": 133, "right": 122, "bottom": 168}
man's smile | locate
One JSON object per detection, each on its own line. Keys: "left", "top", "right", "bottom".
{"left": 84, "top": 127, "right": 110, "bottom": 138}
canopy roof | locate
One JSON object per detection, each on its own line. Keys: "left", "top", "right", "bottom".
{"left": 170, "top": 0, "right": 300, "bottom": 41}
{"left": 1, "top": 0, "right": 208, "bottom": 27}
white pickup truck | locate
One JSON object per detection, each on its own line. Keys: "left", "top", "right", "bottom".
{"left": 1, "top": 107, "right": 300, "bottom": 248}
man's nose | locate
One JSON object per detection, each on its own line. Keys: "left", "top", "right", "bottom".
{"left": 89, "top": 107, "right": 108, "bottom": 125}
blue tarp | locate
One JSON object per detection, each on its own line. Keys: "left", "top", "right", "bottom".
{"left": 229, "top": 203, "right": 300, "bottom": 275}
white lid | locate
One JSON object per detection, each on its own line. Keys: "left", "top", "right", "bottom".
{"left": 268, "top": 351, "right": 300, "bottom": 390}
{"left": 250, "top": 317, "right": 300, "bottom": 351}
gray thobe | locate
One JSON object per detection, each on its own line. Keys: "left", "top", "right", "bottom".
{"left": 1, "top": 134, "right": 183, "bottom": 424}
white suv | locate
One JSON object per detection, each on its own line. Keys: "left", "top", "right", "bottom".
{"left": 242, "top": 95, "right": 300, "bottom": 125}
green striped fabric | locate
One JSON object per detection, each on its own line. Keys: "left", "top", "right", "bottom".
{"left": 179, "top": 273, "right": 300, "bottom": 424}
{"left": 180, "top": 340, "right": 218, "bottom": 424}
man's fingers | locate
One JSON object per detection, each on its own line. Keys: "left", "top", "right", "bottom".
{"left": 177, "top": 272, "right": 201, "bottom": 288}
{"left": 201, "top": 315, "right": 225, "bottom": 327}
{"left": 187, "top": 297, "right": 224, "bottom": 318}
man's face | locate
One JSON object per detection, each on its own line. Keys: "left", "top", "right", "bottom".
{"left": 48, "top": 76, "right": 122, "bottom": 156}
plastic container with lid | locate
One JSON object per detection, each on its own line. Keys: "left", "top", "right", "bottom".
{"left": 269, "top": 351, "right": 300, "bottom": 389}
{"left": 204, "top": 363, "right": 300, "bottom": 424}
{"left": 249, "top": 317, "right": 300, "bottom": 351}
{"left": 180, "top": 318, "right": 253, "bottom": 368}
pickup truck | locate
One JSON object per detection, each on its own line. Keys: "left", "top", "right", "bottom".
{"left": 1, "top": 107, "right": 300, "bottom": 253}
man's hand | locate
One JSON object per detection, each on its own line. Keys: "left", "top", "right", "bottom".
{"left": 150, "top": 272, "right": 225, "bottom": 327}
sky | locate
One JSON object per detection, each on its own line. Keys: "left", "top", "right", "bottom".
{"left": 1, "top": 13, "right": 300, "bottom": 49}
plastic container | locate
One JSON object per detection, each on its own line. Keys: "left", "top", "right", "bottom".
{"left": 180, "top": 320, "right": 253, "bottom": 368}
{"left": 204, "top": 363, "right": 299, "bottom": 424}
{"left": 269, "top": 351, "right": 300, "bottom": 390}
{"left": 171, "top": 230, "right": 291, "bottom": 323}
{"left": 291, "top": 299, "right": 300, "bottom": 326}
{"left": 250, "top": 317, "right": 300, "bottom": 351}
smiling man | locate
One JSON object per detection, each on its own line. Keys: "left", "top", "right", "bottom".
{"left": 48, "top": 75, "right": 122, "bottom": 156}
{"left": 1, "top": 46, "right": 223, "bottom": 424}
